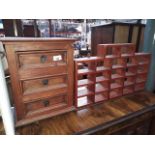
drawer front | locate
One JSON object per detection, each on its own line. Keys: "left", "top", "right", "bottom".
{"left": 18, "top": 50, "right": 67, "bottom": 69}
{"left": 22, "top": 75, "right": 68, "bottom": 95}
{"left": 25, "top": 94, "right": 68, "bottom": 116}
{"left": 17, "top": 50, "right": 67, "bottom": 79}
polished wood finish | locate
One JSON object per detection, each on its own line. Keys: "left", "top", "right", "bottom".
{"left": 0, "top": 37, "right": 76, "bottom": 126}
{"left": 1, "top": 91, "right": 155, "bottom": 135}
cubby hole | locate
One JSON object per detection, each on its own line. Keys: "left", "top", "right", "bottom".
{"left": 135, "top": 82, "right": 146, "bottom": 91}
{"left": 77, "top": 95, "right": 94, "bottom": 108}
{"left": 124, "top": 76, "right": 136, "bottom": 87}
{"left": 77, "top": 61, "right": 96, "bottom": 75}
{"left": 78, "top": 74, "right": 94, "bottom": 87}
{"left": 77, "top": 85, "right": 94, "bottom": 98}
{"left": 111, "top": 57, "right": 126, "bottom": 69}
{"left": 125, "top": 67, "right": 137, "bottom": 76}
{"left": 120, "top": 44, "right": 135, "bottom": 56}
{"left": 105, "top": 46, "right": 121, "bottom": 58}
{"left": 136, "top": 73, "right": 147, "bottom": 84}
{"left": 123, "top": 85, "right": 134, "bottom": 95}
{"left": 96, "top": 71, "right": 111, "bottom": 83}
{"left": 95, "top": 81, "right": 110, "bottom": 93}
{"left": 96, "top": 59, "right": 111, "bottom": 71}
{"left": 95, "top": 91, "right": 109, "bottom": 103}
{"left": 137, "top": 65, "right": 148, "bottom": 74}
{"left": 111, "top": 68, "right": 125, "bottom": 79}
{"left": 111, "top": 78, "right": 124, "bottom": 89}
{"left": 110, "top": 88, "right": 123, "bottom": 99}
{"left": 125, "top": 57, "right": 137, "bottom": 67}
{"left": 135, "top": 53, "right": 150, "bottom": 65}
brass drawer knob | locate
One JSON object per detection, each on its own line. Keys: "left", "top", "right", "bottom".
{"left": 40, "top": 55, "right": 47, "bottom": 63}
{"left": 42, "top": 79, "right": 49, "bottom": 85}
{"left": 42, "top": 100, "right": 49, "bottom": 107}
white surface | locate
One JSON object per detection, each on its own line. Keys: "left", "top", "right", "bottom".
{"left": 0, "top": 23, "right": 3, "bottom": 29}
{"left": 0, "top": 42, "right": 15, "bottom": 135}
{"left": 53, "top": 55, "right": 62, "bottom": 61}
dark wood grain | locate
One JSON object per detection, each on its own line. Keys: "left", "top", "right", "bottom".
{"left": 1, "top": 91, "right": 154, "bottom": 135}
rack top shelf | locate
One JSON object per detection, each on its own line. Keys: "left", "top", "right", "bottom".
{"left": 135, "top": 53, "right": 151, "bottom": 56}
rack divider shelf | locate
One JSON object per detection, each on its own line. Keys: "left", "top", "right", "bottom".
{"left": 78, "top": 79, "right": 94, "bottom": 87}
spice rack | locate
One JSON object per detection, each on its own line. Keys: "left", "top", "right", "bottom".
{"left": 98, "top": 43, "right": 151, "bottom": 93}
{"left": 74, "top": 43, "right": 151, "bottom": 109}
{"left": 74, "top": 57, "right": 110, "bottom": 108}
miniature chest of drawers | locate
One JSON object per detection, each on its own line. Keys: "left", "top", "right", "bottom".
{"left": 1, "top": 38, "right": 76, "bottom": 126}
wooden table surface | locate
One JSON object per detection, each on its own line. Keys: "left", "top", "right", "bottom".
{"left": 1, "top": 91, "right": 155, "bottom": 135}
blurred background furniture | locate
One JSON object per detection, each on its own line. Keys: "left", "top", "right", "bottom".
{"left": 91, "top": 21, "right": 145, "bottom": 55}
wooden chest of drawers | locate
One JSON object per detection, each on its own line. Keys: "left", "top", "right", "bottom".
{"left": 1, "top": 38, "right": 76, "bottom": 126}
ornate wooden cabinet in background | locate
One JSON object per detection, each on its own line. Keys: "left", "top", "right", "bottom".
{"left": 0, "top": 38, "right": 76, "bottom": 126}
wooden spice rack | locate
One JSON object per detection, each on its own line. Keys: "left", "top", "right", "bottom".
{"left": 74, "top": 43, "right": 151, "bottom": 108}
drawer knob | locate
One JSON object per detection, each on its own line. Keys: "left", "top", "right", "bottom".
{"left": 40, "top": 55, "right": 47, "bottom": 63}
{"left": 42, "top": 79, "right": 49, "bottom": 85}
{"left": 43, "top": 100, "right": 49, "bottom": 107}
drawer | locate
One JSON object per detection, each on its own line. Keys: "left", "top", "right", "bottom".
{"left": 25, "top": 94, "right": 68, "bottom": 116}
{"left": 22, "top": 75, "right": 68, "bottom": 102}
{"left": 22, "top": 75, "right": 68, "bottom": 95}
{"left": 18, "top": 50, "right": 67, "bottom": 69}
{"left": 17, "top": 50, "right": 68, "bottom": 79}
